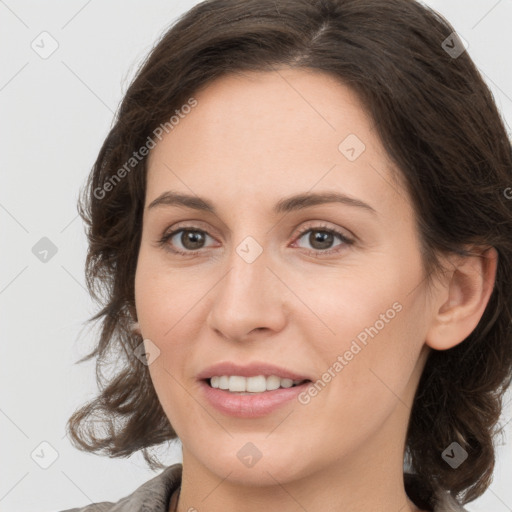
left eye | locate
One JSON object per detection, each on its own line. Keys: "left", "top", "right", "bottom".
{"left": 293, "top": 226, "right": 353, "bottom": 254}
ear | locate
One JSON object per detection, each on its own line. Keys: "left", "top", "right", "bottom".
{"left": 425, "top": 246, "right": 498, "bottom": 351}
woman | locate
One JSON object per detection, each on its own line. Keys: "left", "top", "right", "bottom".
{"left": 63, "top": 0, "right": 512, "bottom": 511}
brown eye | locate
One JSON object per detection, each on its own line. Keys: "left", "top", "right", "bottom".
{"left": 177, "top": 230, "right": 207, "bottom": 250}
{"left": 305, "top": 230, "right": 336, "bottom": 250}
{"left": 158, "top": 228, "right": 215, "bottom": 255}
{"left": 157, "top": 223, "right": 354, "bottom": 257}
{"left": 294, "top": 225, "right": 353, "bottom": 255}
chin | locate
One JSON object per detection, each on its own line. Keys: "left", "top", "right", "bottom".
{"left": 192, "top": 438, "right": 313, "bottom": 487}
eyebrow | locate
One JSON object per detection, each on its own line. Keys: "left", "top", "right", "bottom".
{"left": 147, "top": 190, "right": 377, "bottom": 215}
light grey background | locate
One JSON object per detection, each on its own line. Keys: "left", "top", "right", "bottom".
{"left": 1, "top": 1, "right": 511, "bottom": 511}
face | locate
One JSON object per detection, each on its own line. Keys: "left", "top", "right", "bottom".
{"left": 135, "top": 68, "right": 434, "bottom": 487}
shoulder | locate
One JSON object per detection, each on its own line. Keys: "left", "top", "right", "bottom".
{"left": 54, "top": 463, "right": 182, "bottom": 512}
{"left": 57, "top": 504, "right": 114, "bottom": 512}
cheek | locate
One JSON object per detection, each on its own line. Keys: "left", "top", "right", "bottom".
{"left": 299, "top": 258, "right": 427, "bottom": 401}
{"left": 292, "top": 266, "right": 401, "bottom": 351}
{"left": 134, "top": 248, "right": 199, "bottom": 336}
{"left": 134, "top": 258, "right": 202, "bottom": 426}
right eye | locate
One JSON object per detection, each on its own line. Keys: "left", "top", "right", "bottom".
{"left": 157, "top": 227, "right": 218, "bottom": 255}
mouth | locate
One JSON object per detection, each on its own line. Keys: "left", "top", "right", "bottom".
{"left": 199, "top": 375, "right": 313, "bottom": 417}
{"left": 197, "top": 361, "right": 313, "bottom": 385}
{"left": 203, "top": 375, "right": 312, "bottom": 395}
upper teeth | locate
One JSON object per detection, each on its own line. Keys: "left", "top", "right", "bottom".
{"left": 210, "top": 375, "right": 305, "bottom": 393}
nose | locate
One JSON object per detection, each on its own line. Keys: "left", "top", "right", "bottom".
{"left": 206, "top": 241, "right": 288, "bottom": 342}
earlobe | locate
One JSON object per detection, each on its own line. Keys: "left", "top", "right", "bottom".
{"left": 425, "top": 246, "right": 498, "bottom": 351}
{"left": 127, "top": 302, "right": 142, "bottom": 336}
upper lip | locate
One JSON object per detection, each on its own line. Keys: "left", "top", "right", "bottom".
{"left": 197, "top": 361, "right": 313, "bottom": 382}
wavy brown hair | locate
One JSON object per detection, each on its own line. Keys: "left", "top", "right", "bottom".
{"left": 67, "top": 0, "right": 512, "bottom": 508}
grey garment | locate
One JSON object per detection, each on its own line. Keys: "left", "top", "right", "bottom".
{"left": 57, "top": 463, "right": 181, "bottom": 512}
{"left": 56, "top": 463, "right": 469, "bottom": 512}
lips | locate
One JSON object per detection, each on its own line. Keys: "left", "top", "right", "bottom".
{"left": 196, "top": 361, "right": 313, "bottom": 382}
{"left": 199, "top": 379, "right": 312, "bottom": 418}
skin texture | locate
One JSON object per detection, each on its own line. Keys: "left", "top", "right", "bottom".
{"left": 134, "top": 68, "right": 498, "bottom": 512}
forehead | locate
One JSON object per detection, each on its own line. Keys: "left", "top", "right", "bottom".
{"left": 145, "top": 68, "right": 408, "bottom": 221}
{"left": 149, "top": 67, "right": 373, "bottom": 161}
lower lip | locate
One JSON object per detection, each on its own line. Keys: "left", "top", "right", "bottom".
{"left": 199, "top": 380, "right": 311, "bottom": 418}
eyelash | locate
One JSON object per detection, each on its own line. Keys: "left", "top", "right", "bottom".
{"left": 156, "top": 222, "right": 354, "bottom": 258}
